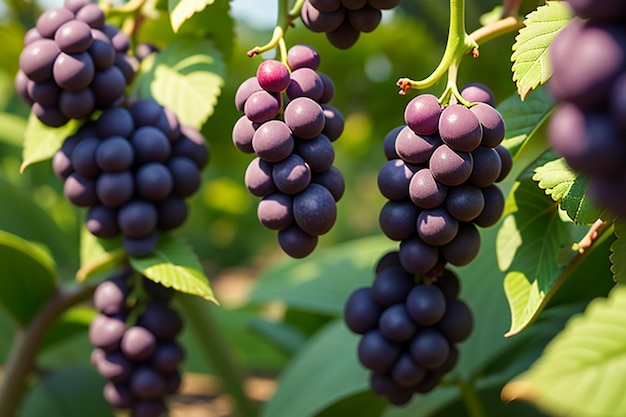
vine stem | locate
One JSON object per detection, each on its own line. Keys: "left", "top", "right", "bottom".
{"left": 176, "top": 294, "right": 259, "bottom": 417}
{"left": 0, "top": 283, "right": 96, "bottom": 417}
{"left": 246, "top": 0, "right": 300, "bottom": 58}
{"left": 459, "top": 379, "right": 487, "bottom": 417}
{"left": 469, "top": 15, "right": 523, "bottom": 46}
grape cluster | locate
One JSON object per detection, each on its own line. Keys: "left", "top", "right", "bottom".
{"left": 53, "top": 98, "right": 208, "bottom": 257}
{"left": 232, "top": 44, "right": 345, "bottom": 258}
{"left": 89, "top": 271, "right": 184, "bottom": 417}
{"left": 377, "top": 84, "right": 512, "bottom": 276}
{"left": 547, "top": 0, "right": 626, "bottom": 218}
{"left": 14, "top": 0, "right": 137, "bottom": 127}
{"left": 300, "top": 0, "right": 401, "bottom": 49}
{"left": 344, "top": 253, "right": 473, "bottom": 405}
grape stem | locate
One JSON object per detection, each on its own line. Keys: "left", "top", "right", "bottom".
{"left": 0, "top": 283, "right": 96, "bottom": 417}
{"left": 246, "top": 0, "right": 304, "bottom": 59}
{"left": 459, "top": 379, "right": 488, "bottom": 417}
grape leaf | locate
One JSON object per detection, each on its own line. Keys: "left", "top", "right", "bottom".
{"left": 168, "top": 0, "right": 214, "bottom": 33}
{"left": 129, "top": 233, "right": 216, "bottom": 303}
{"left": 0, "top": 230, "right": 56, "bottom": 326}
{"left": 21, "top": 113, "right": 82, "bottom": 173}
{"left": 497, "top": 174, "right": 573, "bottom": 336}
{"left": 533, "top": 156, "right": 604, "bottom": 225}
{"left": 511, "top": 1, "right": 572, "bottom": 100}
{"left": 610, "top": 222, "right": 626, "bottom": 284}
{"left": 175, "top": 0, "right": 234, "bottom": 60}
{"left": 0, "top": 112, "right": 27, "bottom": 147}
{"left": 76, "top": 226, "right": 125, "bottom": 282}
{"left": 502, "top": 285, "right": 626, "bottom": 417}
{"left": 133, "top": 36, "right": 225, "bottom": 129}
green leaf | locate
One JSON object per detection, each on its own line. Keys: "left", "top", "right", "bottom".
{"left": 248, "top": 235, "right": 396, "bottom": 315}
{"left": 511, "top": 1, "right": 572, "bottom": 100}
{"left": 129, "top": 234, "right": 217, "bottom": 303}
{"left": 0, "top": 230, "right": 56, "bottom": 325}
{"left": 502, "top": 285, "right": 626, "bottom": 417}
{"left": 77, "top": 226, "right": 125, "bottom": 282}
{"left": 21, "top": 113, "right": 82, "bottom": 173}
{"left": 41, "top": 306, "right": 97, "bottom": 351}
{"left": 260, "top": 319, "right": 373, "bottom": 417}
{"left": 610, "top": 221, "right": 626, "bottom": 284}
{"left": 497, "top": 175, "right": 573, "bottom": 336}
{"left": 18, "top": 368, "right": 113, "bottom": 417}
{"left": 498, "top": 86, "right": 555, "bottom": 159}
{"left": 133, "top": 36, "right": 225, "bottom": 129}
{"left": 175, "top": 0, "right": 234, "bottom": 60}
{"left": 0, "top": 112, "right": 27, "bottom": 147}
{"left": 533, "top": 156, "right": 604, "bottom": 225}
{"left": 169, "top": 0, "right": 213, "bottom": 32}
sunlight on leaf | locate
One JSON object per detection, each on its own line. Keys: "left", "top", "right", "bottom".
{"left": 21, "top": 114, "right": 81, "bottom": 173}
{"left": 610, "top": 222, "right": 626, "bottom": 284}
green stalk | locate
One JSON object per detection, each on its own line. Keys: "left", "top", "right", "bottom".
{"left": 459, "top": 379, "right": 487, "bottom": 417}
{"left": 177, "top": 294, "right": 259, "bottom": 417}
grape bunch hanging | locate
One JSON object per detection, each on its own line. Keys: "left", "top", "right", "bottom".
{"left": 344, "top": 83, "right": 512, "bottom": 404}
{"left": 233, "top": 44, "right": 345, "bottom": 258}
{"left": 14, "top": 0, "right": 136, "bottom": 127}
{"left": 547, "top": 0, "right": 626, "bottom": 218}
{"left": 89, "top": 271, "right": 184, "bottom": 416}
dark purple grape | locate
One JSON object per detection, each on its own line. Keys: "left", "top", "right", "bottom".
{"left": 58, "top": 88, "right": 95, "bottom": 118}
{"left": 19, "top": 39, "right": 60, "bottom": 82}
{"left": 321, "top": 104, "right": 344, "bottom": 141}
{"left": 94, "top": 350, "right": 133, "bottom": 382}
{"left": 71, "top": 136, "right": 101, "bottom": 177}
{"left": 23, "top": 27, "right": 43, "bottom": 46}
{"left": 287, "top": 44, "right": 321, "bottom": 70}
{"left": 301, "top": 1, "right": 346, "bottom": 34}
{"left": 406, "top": 284, "right": 446, "bottom": 326}
{"left": 344, "top": 287, "right": 384, "bottom": 334}
{"left": 76, "top": 3, "right": 106, "bottom": 29}
{"left": 441, "top": 222, "right": 480, "bottom": 266}
{"left": 293, "top": 183, "right": 336, "bottom": 235}
{"left": 404, "top": 94, "right": 441, "bottom": 135}
{"left": 379, "top": 200, "right": 420, "bottom": 241}
{"left": 235, "top": 76, "right": 262, "bottom": 112}
{"left": 137, "top": 302, "right": 183, "bottom": 340}
{"left": 286, "top": 67, "right": 324, "bottom": 101}
{"left": 123, "top": 231, "right": 159, "bottom": 258}
{"left": 245, "top": 157, "right": 276, "bottom": 197}
{"left": 318, "top": 72, "right": 335, "bottom": 103}
{"left": 36, "top": 7, "right": 74, "bottom": 38}
{"left": 371, "top": 265, "right": 415, "bottom": 306}
{"left": 129, "top": 98, "right": 162, "bottom": 126}
{"left": 256, "top": 59, "right": 291, "bottom": 92}
{"left": 310, "top": 0, "right": 341, "bottom": 12}
{"left": 284, "top": 97, "right": 325, "bottom": 139}
{"left": 437, "top": 298, "right": 474, "bottom": 343}
{"left": 325, "top": 19, "right": 361, "bottom": 49}
{"left": 232, "top": 115, "right": 257, "bottom": 153}
{"left": 135, "top": 42, "right": 159, "bottom": 60}
{"left": 294, "top": 134, "right": 335, "bottom": 172}
{"left": 174, "top": 125, "right": 209, "bottom": 169}
{"left": 368, "top": 0, "right": 401, "bottom": 8}
{"left": 156, "top": 197, "right": 188, "bottom": 231}
{"left": 379, "top": 304, "right": 418, "bottom": 343}
{"left": 135, "top": 162, "right": 173, "bottom": 201}
{"left": 398, "top": 236, "right": 439, "bottom": 275}
{"left": 89, "top": 314, "right": 126, "bottom": 351}
{"left": 86, "top": 205, "right": 120, "bottom": 238}
{"left": 409, "top": 328, "right": 450, "bottom": 369}
{"left": 53, "top": 51, "right": 95, "bottom": 91}
{"left": 461, "top": 83, "right": 495, "bottom": 107}
{"left": 414, "top": 370, "right": 443, "bottom": 394}
{"left": 438, "top": 104, "right": 482, "bottom": 152}
{"left": 257, "top": 192, "right": 293, "bottom": 230}
{"left": 587, "top": 177, "right": 626, "bottom": 218}
{"left": 88, "top": 29, "right": 116, "bottom": 70}
{"left": 434, "top": 269, "right": 460, "bottom": 298}
{"left": 357, "top": 329, "right": 401, "bottom": 373}
{"left": 131, "top": 126, "right": 171, "bottom": 163}
{"left": 429, "top": 144, "right": 473, "bottom": 186}
{"left": 391, "top": 353, "right": 427, "bottom": 387}
{"left": 417, "top": 207, "right": 459, "bottom": 246}
{"left": 52, "top": 135, "right": 78, "bottom": 180}
{"left": 96, "top": 136, "right": 134, "bottom": 172}
{"left": 32, "top": 102, "right": 70, "bottom": 127}
{"left": 348, "top": 5, "right": 381, "bottom": 33}
{"left": 395, "top": 126, "right": 442, "bottom": 164}
{"left": 252, "top": 120, "right": 294, "bottom": 162}
{"left": 277, "top": 225, "right": 318, "bottom": 258}
{"left": 342, "top": 0, "right": 367, "bottom": 8}
{"left": 383, "top": 126, "right": 403, "bottom": 160}
{"left": 96, "top": 171, "right": 134, "bottom": 208}
{"left": 566, "top": 0, "right": 626, "bottom": 20}
{"left": 377, "top": 159, "right": 418, "bottom": 201}
{"left": 106, "top": 25, "right": 130, "bottom": 53}
{"left": 473, "top": 184, "right": 505, "bottom": 227}
{"left": 409, "top": 168, "right": 447, "bottom": 209}
{"left": 129, "top": 366, "right": 167, "bottom": 400}
{"left": 470, "top": 103, "right": 505, "bottom": 147}
{"left": 91, "top": 65, "right": 126, "bottom": 108}
{"left": 114, "top": 54, "right": 138, "bottom": 85}
{"left": 311, "top": 166, "right": 345, "bottom": 201}
{"left": 374, "top": 251, "right": 402, "bottom": 273}
{"left": 93, "top": 276, "right": 128, "bottom": 315}
{"left": 437, "top": 344, "right": 459, "bottom": 374}
{"left": 468, "top": 146, "right": 502, "bottom": 187}
{"left": 121, "top": 325, "right": 157, "bottom": 361}
{"left": 445, "top": 184, "right": 485, "bottom": 222}
{"left": 151, "top": 342, "right": 185, "bottom": 374}
{"left": 102, "top": 382, "right": 133, "bottom": 409}
{"left": 131, "top": 399, "right": 167, "bottom": 417}
{"left": 168, "top": 156, "right": 201, "bottom": 198}
{"left": 142, "top": 277, "right": 175, "bottom": 303}
{"left": 495, "top": 145, "right": 512, "bottom": 182}
{"left": 64, "top": 172, "right": 98, "bottom": 206}
{"left": 14, "top": 70, "right": 34, "bottom": 105}
{"left": 155, "top": 107, "right": 182, "bottom": 143}
{"left": 244, "top": 90, "right": 281, "bottom": 123}
{"left": 272, "top": 154, "right": 312, "bottom": 194}
{"left": 118, "top": 200, "right": 158, "bottom": 238}
{"left": 54, "top": 20, "right": 93, "bottom": 53}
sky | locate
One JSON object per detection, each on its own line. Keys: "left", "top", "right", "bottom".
{"left": 230, "top": 0, "right": 277, "bottom": 29}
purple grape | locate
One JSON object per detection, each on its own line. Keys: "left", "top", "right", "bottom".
{"left": 52, "top": 135, "right": 79, "bottom": 180}
{"left": 256, "top": 59, "right": 291, "bottom": 92}
{"left": 168, "top": 156, "right": 201, "bottom": 198}
{"left": 245, "top": 157, "right": 276, "bottom": 197}
{"left": 174, "top": 125, "right": 209, "bottom": 169}
{"left": 137, "top": 302, "right": 183, "bottom": 340}
{"left": 94, "top": 350, "right": 133, "bottom": 382}
{"left": 64, "top": 172, "right": 98, "bottom": 206}
{"left": 566, "top": 0, "right": 626, "bottom": 20}
{"left": 151, "top": 342, "right": 185, "bottom": 374}
{"left": 86, "top": 205, "right": 120, "bottom": 238}
{"left": 88, "top": 29, "right": 116, "bottom": 70}
{"left": 371, "top": 265, "right": 415, "bottom": 306}
{"left": 398, "top": 236, "right": 439, "bottom": 275}
{"left": 406, "top": 284, "right": 446, "bottom": 326}
{"left": 348, "top": 5, "right": 381, "bottom": 33}
{"left": 441, "top": 222, "right": 480, "bottom": 266}
{"left": 23, "top": 27, "right": 43, "bottom": 46}
{"left": 321, "top": 104, "right": 344, "bottom": 141}
{"left": 93, "top": 276, "right": 129, "bottom": 315}
{"left": 437, "top": 298, "right": 474, "bottom": 343}
{"left": 293, "top": 183, "right": 337, "bottom": 235}
{"left": 383, "top": 126, "right": 403, "bottom": 160}
{"left": 409, "top": 328, "right": 450, "bottom": 369}
{"left": 114, "top": 54, "right": 137, "bottom": 85}
{"left": 118, "top": 200, "right": 158, "bottom": 238}
{"left": 294, "top": 134, "right": 335, "bottom": 173}
{"left": 76, "top": 3, "right": 106, "bottom": 29}
{"left": 468, "top": 146, "right": 502, "bottom": 187}
{"left": 284, "top": 97, "right": 325, "bottom": 139}
{"left": 461, "top": 83, "right": 495, "bottom": 106}
{"left": 131, "top": 126, "right": 171, "bottom": 163}
{"left": 96, "top": 136, "right": 134, "bottom": 172}
{"left": 445, "top": 184, "right": 485, "bottom": 222}
{"left": 438, "top": 104, "right": 482, "bottom": 152}
{"left": 14, "top": 70, "right": 34, "bottom": 105}
{"left": 121, "top": 325, "right": 157, "bottom": 360}
{"left": 287, "top": 44, "right": 321, "bottom": 70}
{"left": 368, "top": 0, "right": 401, "bottom": 8}
{"left": 123, "top": 231, "right": 159, "bottom": 258}
{"left": 326, "top": 18, "right": 360, "bottom": 49}
{"left": 129, "top": 366, "right": 167, "bottom": 400}
{"left": 272, "top": 154, "right": 312, "bottom": 195}
{"left": 277, "top": 225, "right": 318, "bottom": 258}
{"left": 131, "top": 399, "right": 167, "bottom": 417}
{"left": 257, "top": 192, "right": 294, "bottom": 230}
{"left": 342, "top": 0, "right": 367, "bottom": 8}
{"left": 89, "top": 314, "right": 126, "bottom": 351}
{"left": 378, "top": 200, "right": 420, "bottom": 241}
{"left": 91, "top": 65, "right": 126, "bottom": 108}
{"left": 136, "top": 162, "right": 174, "bottom": 201}
{"left": 71, "top": 136, "right": 101, "bottom": 177}
{"left": 318, "top": 72, "right": 335, "bottom": 103}
{"left": 232, "top": 115, "right": 257, "bottom": 153}
{"left": 374, "top": 251, "right": 402, "bottom": 273}
{"left": 494, "top": 145, "right": 512, "bottom": 182}
{"left": 357, "top": 329, "right": 401, "bottom": 373}
{"left": 156, "top": 197, "right": 188, "bottom": 231}
{"left": 54, "top": 20, "right": 93, "bottom": 53}
{"left": 102, "top": 382, "right": 133, "bottom": 409}
{"left": 310, "top": 0, "right": 341, "bottom": 12}
{"left": 409, "top": 168, "right": 447, "bottom": 209}
{"left": 234, "top": 76, "right": 262, "bottom": 112}
{"left": 437, "top": 344, "right": 459, "bottom": 374}
{"left": 142, "top": 277, "right": 175, "bottom": 303}
{"left": 286, "top": 67, "right": 324, "bottom": 101}
{"left": 32, "top": 102, "right": 70, "bottom": 127}
{"left": 129, "top": 98, "right": 164, "bottom": 126}
{"left": 301, "top": 1, "right": 346, "bottom": 34}
{"left": 417, "top": 207, "right": 459, "bottom": 246}
{"left": 470, "top": 102, "right": 505, "bottom": 147}
{"left": 311, "top": 166, "right": 345, "bottom": 201}
{"left": 473, "top": 184, "right": 505, "bottom": 227}
{"left": 395, "top": 126, "right": 442, "bottom": 164}
{"left": 53, "top": 51, "right": 95, "bottom": 91}
{"left": 36, "top": 7, "right": 74, "bottom": 38}
{"left": 404, "top": 94, "right": 441, "bottom": 135}
{"left": 19, "top": 39, "right": 60, "bottom": 82}
{"left": 96, "top": 171, "right": 134, "bottom": 208}
{"left": 434, "top": 269, "right": 460, "bottom": 298}
{"left": 155, "top": 107, "right": 182, "bottom": 143}
{"left": 244, "top": 90, "right": 281, "bottom": 123}
{"left": 252, "top": 120, "right": 294, "bottom": 162}
{"left": 429, "top": 144, "right": 473, "bottom": 186}
{"left": 391, "top": 354, "right": 427, "bottom": 387}
{"left": 344, "top": 287, "right": 384, "bottom": 334}
{"left": 377, "top": 159, "right": 418, "bottom": 201}
{"left": 379, "top": 304, "right": 418, "bottom": 343}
